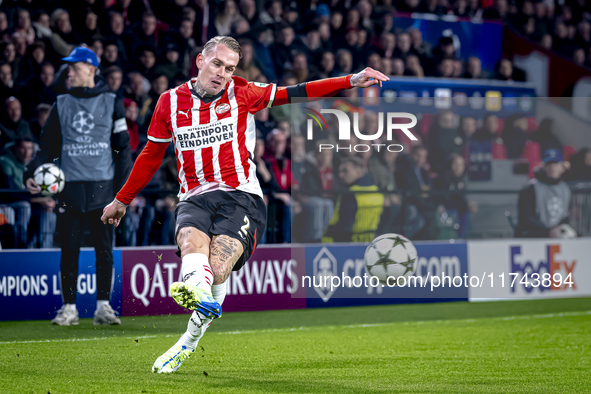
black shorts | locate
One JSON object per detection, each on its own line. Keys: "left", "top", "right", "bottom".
{"left": 175, "top": 190, "right": 266, "bottom": 271}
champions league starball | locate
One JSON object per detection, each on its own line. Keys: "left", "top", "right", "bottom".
{"left": 364, "top": 233, "right": 418, "bottom": 285}
{"left": 34, "top": 163, "right": 65, "bottom": 196}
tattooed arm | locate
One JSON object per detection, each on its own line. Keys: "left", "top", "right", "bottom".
{"left": 209, "top": 235, "right": 244, "bottom": 285}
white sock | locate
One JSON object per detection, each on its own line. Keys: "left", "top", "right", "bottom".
{"left": 179, "top": 283, "right": 227, "bottom": 350}
{"left": 96, "top": 300, "right": 109, "bottom": 312}
{"left": 181, "top": 253, "right": 214, "bottom": 293}
{"left": 65, "top": 303, "right": 76, "bottom": 312}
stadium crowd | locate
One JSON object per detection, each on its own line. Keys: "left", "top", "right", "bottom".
{"left": 0, "top": 0, "right": 590, "bottom": 248}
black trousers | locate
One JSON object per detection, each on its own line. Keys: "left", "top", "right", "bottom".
{"left": 58, "top": 208, "right": 114, "bottom": 304}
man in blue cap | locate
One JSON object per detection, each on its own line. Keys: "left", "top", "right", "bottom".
{"left": 515, "top": 148, "right": 577, "bottom": 238}
{"left": 24, "top": 47, "right": 132, "bottom": 325}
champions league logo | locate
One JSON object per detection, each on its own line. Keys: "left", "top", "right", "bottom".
{"left": 72, "top": 111, "right": 95, "bottom": 134}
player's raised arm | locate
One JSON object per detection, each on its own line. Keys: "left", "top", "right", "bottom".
{"left": 246, "top": 67, "right": 389, "bottom": 111}
{"left": 101, "top": 92, "right": 172, "bottom": 227}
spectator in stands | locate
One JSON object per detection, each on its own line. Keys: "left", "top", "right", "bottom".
{"left": 49, "top": 9, "right": 82, "bottom": 57}
{"left": 495, "top": 58, "right": 526, "bottom": 81}
{"left": 516, "top": 149, "right": 576, "bottom": 238}
{"left": 124, "top": 71, "right": 150, "bottom": 126}
{"left": 0, "top": 137, "right": 34, "bottom": 248}
{"left": 323, "top": 156, "right": 384, "bottom": 243}
{"left": 567, "top": 148, "right": 591, "bottom": 182}
{"left": 528, "top": 118, "right": 562, "bottom": 153}
{"left": 335, "top": 48, "right": 353, "bottom": 75}
{"left": 0, "top": 97, "right": 33, "bottom": 150}
{"left": 16, "top": 40, "right": 45, "bottom": 83}
{"left": 104, "top": 66, "right": 124, "bottom": 98}
{"left": 143, "top": 72, "right": 169, "bottom": 130}
{"left": 264, "top": 129, "right": 293, "bottom": 243}
{"left": 16, "top": 60, "right": 57, "bottom": 122}
{"left": 214, "top": 0, "right": 240, "bottom": 36}
{"left": 395, "top": 145, "right": 433, "bottom": 239}
{"left": 123, "top": 11, "right": 158, "bottom": 56}
{"left": 291, "top": 136, "right": 335, "bottom": 242}
{"left": 135, "top": 45, "right": 157, "bottom": 78}
{"left": 271, "top": 23, "right": 297, "bottom": 76}
{"left": 235, "top": 39, "right": 262, "bottom": 81}
{"left": 101, "top": 41, "right": 121, "bottom": 72}
{"left": 463, "top": 57, "right": 486, "bottom": 79}
{"left": 1, "top": 42, "right": 19, "bottom": 82}
{"left": 259, "top": 0, "right": 283, "bottom": 25}
{"left": 124, "top": 99, "right": 141, "bottom": 154}
{"left": 428, "top": 111, "right": 465, "bottom": 175}
{"left": 0, "top": 61, "right": 16, "bottom": 104}
{"left": 501, "top": 114, "right": 529, "bottom": 159}
{"left": 472, "top": 114, "right": 500, "bottom": 141}
{"left": 239, "top": 0, "right": 258, "bottom": 25}
{"left": 316, "top": 51, "right": 336, "bottom": 79}
{"left": 433, "top": 154, "right": 478, "bottom": 239}
{"left": 29, "top": 104, "right": 52, "bottom": 143}
{"left": 437, "top": 58, "right": 454, "bottom": 78}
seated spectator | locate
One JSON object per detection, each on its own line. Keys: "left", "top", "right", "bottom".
{"left": 334, "top": 48, "right": 353, "bottom": 76}
{"left": 124, "top": 71, "right": 151, "bottom": 126}
{"left": 124, "top": 99, "right": 142, "bottom": 154}
{"left": 0, "top": 137, "right": 56, "bottom": 248}
{"left": 239, "top": 0, "right": 258, "bottom": 25}
{"left": 16, "top": 61, "right": 57, "bottom": 121}
{"left": 135, "top": 45, "right": 157, "bottom": 78}
{"left": 0, "top": 97, "right": 34, "bottom": 151}
{"left": 16, "top": 40, "right": 45, "bottom": 83}
{"left": 155, "top": 44, "right": 182, "bottom": 80}
{"left": 472, "top": 114, "right": 500, "bottom": 142}
{"left": 270, "top": 23, "right": 297, "bottom": 75}
{"left": 101, "top": 40, "right": 123, "bottom": 72}
{"left": 567, "top": 148, "right": 591, "bottom": 182}
{"left": 259, "top": 0, "right": 283, "bottom": 25}
{"left": 433, "top": 154, "right": 478, "bottom": 239}
{"left": 501, "top": 114, "right": 528, "bottom": 159}
{"left": 437, "top": 58, "right": 454, "bottom": 78}
{"left": 528, "top": 119, "right": 562, "bottom": 153}
{"left": 123, "top": 10, "right": 159, "bottom": 56}
{"left": 264, "top": 129, "right": 294, "bottom": 243}
{"left": 515, "top": 149, "right": 576, "bottom": 238}
{"left": 1, "top": 41, "right": 19, "bottom": 83}
{"left": 0, "top": 61, "right": 16, "bottom": 105}
{"left": 29, "top": 104, "right": 52, "bottom": 143}
{"left": 463, "top": 57, "right": 487, "bottom": 79}
{"left": 49, "top": 9, "right": 82, "bottom": 58}
{"left": 103, "top": 65, "right": 124, "bottom": 97}
{"left": 395, "top": 145, "right": 433, "bottom": 239}
{"left": 428, "top": 111, "right": 465, "bottom": 175}
{"left": 214, "top": 0, "right": 240, "bottom": 36}
{"left": 323, "top": 156, "right": 384, "bottom": 243}
{"left": 292, "top": 137, "right": 335, "bottom": 242}
{"left": 494, "top": 58, "right": 526, "bottom": 82}
{"left": 235, "top": 39, "right": 262, "bottom": 81}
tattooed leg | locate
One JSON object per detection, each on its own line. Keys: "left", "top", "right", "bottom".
{"left": 210, "top": 235, "right": 244, "bottom": 285}
{"left": 176, "top": 226, "right": 211, "bottom": 258}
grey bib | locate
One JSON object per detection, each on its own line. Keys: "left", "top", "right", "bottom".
{"left": 57, "top": 93, "right": 115, "bottom": 182}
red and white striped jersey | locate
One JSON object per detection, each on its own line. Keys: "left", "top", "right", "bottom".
{"left": 147, "top": 76, "right": 277, "bottom": 200}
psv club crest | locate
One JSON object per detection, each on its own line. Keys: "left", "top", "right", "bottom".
{"left": 215, "top": 103, "right": 231, "bottom": 114}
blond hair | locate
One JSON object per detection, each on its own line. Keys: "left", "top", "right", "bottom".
{"left": 202, "top": 36, "right": 242, "bottom": 59}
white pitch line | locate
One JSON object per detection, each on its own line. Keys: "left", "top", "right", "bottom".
{"left": 0, "top": 335, "right": 156, "bottom": 345}
{"left": 1, "top": 311, "right": 589, "bottom": 344}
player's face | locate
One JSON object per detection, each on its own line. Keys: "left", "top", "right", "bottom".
{"left": 196, "top": 44, "right": 239, "bottom": 95}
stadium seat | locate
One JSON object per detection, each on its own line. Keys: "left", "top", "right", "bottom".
{"left": 521, "top": 141, "right": 542, "bottom": 178}
{"left": 563, "top": 146, "right": 576, "bottom": 162}
{"left": 492, "top": 142, "right": 507, "bottom": 160}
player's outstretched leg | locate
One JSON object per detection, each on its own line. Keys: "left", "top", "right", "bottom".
{"left": 153, "top": 283, "right": 227, "bottom": 373}
{"left": 169, "top": 227, "right": 221, "bottom": 318}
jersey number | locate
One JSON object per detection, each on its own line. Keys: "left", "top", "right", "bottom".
{"left": 239, "top": 216, "right": 250, "bottom": 239}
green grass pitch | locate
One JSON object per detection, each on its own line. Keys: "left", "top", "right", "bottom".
{"left": 1, "top": 298, "right": 590, "bottom": 393}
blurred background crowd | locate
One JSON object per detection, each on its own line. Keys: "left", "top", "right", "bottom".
{"left": 0, "top": 0, "right": 590, "bottom": 248}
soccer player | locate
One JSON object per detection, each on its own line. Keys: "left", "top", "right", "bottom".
{"left": 101, "top": 36, "right": 388, "bottom": 373}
